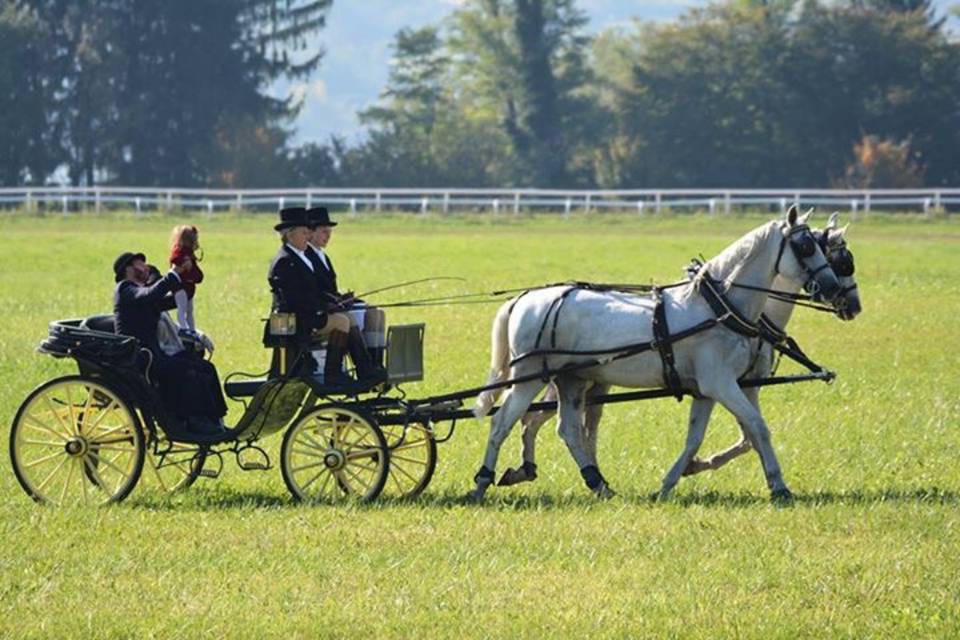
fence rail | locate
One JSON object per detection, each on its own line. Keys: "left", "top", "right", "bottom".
{"left": 1, "top": 186, "right": 957, "bottom": 215}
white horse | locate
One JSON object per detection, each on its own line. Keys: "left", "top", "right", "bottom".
{"left": 470, "top": 207, "right": 841, "bottom": 502}
{"left": 497, "top": 213, "right": 861, "bottom": 496}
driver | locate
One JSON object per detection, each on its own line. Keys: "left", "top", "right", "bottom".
{"left": 112, "top": 251, "right": 228, "bottom": 440}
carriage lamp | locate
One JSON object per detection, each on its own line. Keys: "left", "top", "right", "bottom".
{"left": 269, "top": 312, "right": 297, "bottom": 336}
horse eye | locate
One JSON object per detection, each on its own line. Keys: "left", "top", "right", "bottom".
{"left": 794, "top": 236, "right": 816, "bottom": 258}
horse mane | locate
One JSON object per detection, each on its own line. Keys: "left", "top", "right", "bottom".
{"left": 696, "top": 221, "right": 779, "bottom": 289}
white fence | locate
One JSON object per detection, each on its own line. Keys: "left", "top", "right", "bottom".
{"left": 0, "top": 186, "right": 957, "bottom": 215}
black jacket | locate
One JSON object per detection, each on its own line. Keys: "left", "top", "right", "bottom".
{"left": 113, "top": 273, "right": 179, "bottom": 354}
{"left": 306, "top": 245, "right": 340, "bottom": 303}
{"left": 267, "top": 245, "right": 337, "bottom": 339}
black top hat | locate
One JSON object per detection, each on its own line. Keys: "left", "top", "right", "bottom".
{"left": 307, "top": 206, "right": 338, "bottom": 227}
{"left": 274, "top": 206, "right": 311, "bottom": 231}
{"left": 113, "top": 251, "right": 146, "bottom": 282}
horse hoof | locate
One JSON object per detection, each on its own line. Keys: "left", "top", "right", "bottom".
{"left": 771, "top": 488, "right": 794, "bottom": 504}
{"left": 682, "top": 457, "right": 709, "bottom": 477}
{"left": 465, "top": 489, "right": 486, "bottom": 503}
{"left": 497, "top": 467, "right": 529, "bottom": 487}
{"left": 593, "top": 482, "right": 616, "bottom": 500}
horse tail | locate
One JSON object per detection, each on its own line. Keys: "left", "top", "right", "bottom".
{"left": 473, "top": 299, "right": 514, "bottom": 418}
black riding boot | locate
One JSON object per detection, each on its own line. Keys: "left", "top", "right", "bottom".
{"left": 323, "top": 331, "right": 355, "bottom": 386}
{"left": 348, "top": 327, "right": 387, "bottom": 384}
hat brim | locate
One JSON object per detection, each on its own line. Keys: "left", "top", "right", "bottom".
{"left": 309, "top": 221, "right": 338, "bottom": 228}
{"left": 274, "top": 221, "right": 311, "bottom": 231}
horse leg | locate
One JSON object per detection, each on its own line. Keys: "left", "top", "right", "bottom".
{"left": 499, "top": 384, "right": 557, "bottom": 486}
{"left": 555, "top": 376, "right": 614, "bottom": 498}
{"left": 656, "top": 397, "right": 715, "bottom": 500}
{"left": 468, "top": 379, "right": 545, "bottom": 502}
{"left": 705, "top": 380, "right": 792, "bottom": 501}
{"left": 582, "top": 383, "right": 609, "bottom": 469}
{"left": 683, "top": 386, "right": 759, "bottom": 476}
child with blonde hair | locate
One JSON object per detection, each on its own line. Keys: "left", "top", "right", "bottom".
{"left": 169, "top": 225, "right": 204, "bottom": 335}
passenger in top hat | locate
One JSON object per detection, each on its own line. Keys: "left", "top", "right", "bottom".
{"left": 305, "top": 206, "right": 387, "bottom": 381}
{"left": 265, "top": 206, "right": 355, "bottom": 386}
{"left": 113, "top": 251, "right": 228, "bottom": 441}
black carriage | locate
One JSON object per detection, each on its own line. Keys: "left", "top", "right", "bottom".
{"left": 9, "top": 313, "right": 435, "bottom": 506}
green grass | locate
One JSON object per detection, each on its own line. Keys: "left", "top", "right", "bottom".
{"left": 1, "top": 211, "right": 958, "bottom": 638}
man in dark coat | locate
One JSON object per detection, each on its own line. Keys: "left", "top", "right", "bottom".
{"left": 266, "top": 207, "right": 355, "bottom": 386}
{"left": 113, "top": 251, "right": 228, "bottom": 440}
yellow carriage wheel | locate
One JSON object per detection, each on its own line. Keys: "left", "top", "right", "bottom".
{"left": 140, "top": 429, "right": 205, "bottom": 495}
{"left": 280, "top": 405, "right": 388, "bottom": 503}
{"left": 380, "top": 423, "right": 437, "bottom": 499}
{"left": 10, "top": 376, "right": 144, "bottom": 506}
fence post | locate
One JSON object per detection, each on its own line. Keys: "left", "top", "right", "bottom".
{"left": 306, "top": 191, "right": 312, "bottom": 209}
{"left": 637, "top": 200, "right": 644, "bottom": 215}
{"left": 779, "top": 197, "right": 787, "bottom": 215}
{"left": 443, "top": 192, "right": 450, "bottom": 215}
{"left": 24, "top": 190, "right": 32, "bottom": 212}
{"left": 923, "top": 197, "right": 931, "bottom": 216}
{"left": 135, "top": 197, "right": 142, "bottom": 214}
{"left": 794, "top": 193, "right": 800, "bottom": 209}
{"left": 564, "top": 198, "right": 572, "bottom": 216}
{"left": 492, "top": 198, "right": 500, "bottom": 215}
{"left": 864, "top": 192, "right": 871, "bottom": 214}
{"left": 513, "top": 191, "right": 520, "bottom": 215}
{"left": 584, "top": 193, "right": 591, "bottom": 214}
{"left": 166, "top": 190, "right": 173, "bottom": 212}
{"left": 723, "top": 191, "right": 731, "bottom": 215}
{"left": 62, "top": 195, "right": 68, "bottom": 215}
{"left": 278, "top": 197, "right": 284, "bottom": 212}
{"left": 350, "top": 198, "right": 357, "bottom": 215}
{"left": 94, "top": 189, "right": 101, "bottom": 213}
{"left": 850, "top": 199, "right": 857, "bottom": 216}
{"left": 375, "top": 191, "right": 381, "bottom": 213}
{"left": 708, "top": 198, "right": 716, "bottom": 216}
{"left": 236, "top": 193, "right": 243, "bottom": 212}
{"left": 207, "top": 199, "right": 214, "bottom": 213}
{"left": 934, "top": 191, "right": 941, "bottom": 211}
{"left": 420, "top": 197, "right": 429, "bottom": 214}
{"left": 654, "top": 192, "right": 662, "bottom": 214}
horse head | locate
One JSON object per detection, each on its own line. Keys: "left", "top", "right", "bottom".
{"left": 817, "top": 212, "right": 861, "bottom": 321}
{"left": 776, "top": 205, "right": 842, "bottom": 304}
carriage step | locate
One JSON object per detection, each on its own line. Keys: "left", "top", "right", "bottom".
{"left": 198, "top": 468, "right": 220, "bottom": 479}
{"left": 238, "top": 461, "right": 270, "bottom": 471}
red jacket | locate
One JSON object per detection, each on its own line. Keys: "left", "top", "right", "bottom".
{"left": 169, "top": 246, "right": 204, "bottom": 298}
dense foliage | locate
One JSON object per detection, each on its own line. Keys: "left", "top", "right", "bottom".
{"left": 1, "top": 0, "right": 958, "bottom": 188}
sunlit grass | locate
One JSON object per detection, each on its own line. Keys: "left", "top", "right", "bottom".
{"left": 0, "top": 211, "right": 958, "bottom": 637}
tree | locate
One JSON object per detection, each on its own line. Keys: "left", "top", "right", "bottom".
{"left": 0, "top": 3, "right": 60, "bottom": 185}
{"left": 447, "top": 0, "right": 594, "bottom": 187}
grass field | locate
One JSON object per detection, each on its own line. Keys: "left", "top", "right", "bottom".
{"left": 1, "top": 210, "right": 958, "bottom": 638}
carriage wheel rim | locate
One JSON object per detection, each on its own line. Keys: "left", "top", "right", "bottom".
{"left": 282, "top": 406, "right": 388, "bottom": 502}
{"left": 11, "top": 377, "right": 144, "bottom": 506}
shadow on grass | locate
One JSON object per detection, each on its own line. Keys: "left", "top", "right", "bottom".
{"left": 124, "top": 485, "right": 960, "bottom": 512}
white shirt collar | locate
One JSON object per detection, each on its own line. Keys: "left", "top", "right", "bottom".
{"left": 308, "top": 243, "right": 330, "bottom": 269}
{"left": 285, "top": 243, "right": 314, "bottom": 271}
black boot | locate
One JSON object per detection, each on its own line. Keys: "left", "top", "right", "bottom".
{"left": 368, "top": 346, "right": 386, "bottom": 370}
{"left": 323, "top": 331, "right": 356, "bottom": 386}
{"left": 348, "top": 327, "right": 387, "bottom": 385}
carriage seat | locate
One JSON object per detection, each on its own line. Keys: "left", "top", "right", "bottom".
{"left": 224, "top": 378, "right": 267, "bottom": 398}
{"left": 80, "top": 314, "right": 117, "bottom": 333}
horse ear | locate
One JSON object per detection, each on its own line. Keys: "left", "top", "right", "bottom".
{"left": 799, "top": 207, "right": 814, "bottom": 225}
{"left": 786, "top": 204, "right": 798, "bottom": 225}
{"left": 827, "top": 212, "right": 840, "bottom": 229}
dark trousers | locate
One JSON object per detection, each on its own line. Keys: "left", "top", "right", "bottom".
{"left": 151, "top": 351, "right": 228, "bottom": 420}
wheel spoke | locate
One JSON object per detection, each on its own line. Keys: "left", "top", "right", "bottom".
{"left": 21, "top": 438, "right": 65, "bottom": 448}
{"left": 23, "top": 449, "right": 67, "bottom": 469}
{"left": 342, "top": 465, "right": 371, "bottom": 492}
{"left": 389, "top": 452, "right": 428, "bottom": 466}
{"left": 86, "top": 401, "right": 121, "bottom": 433}
{"left": 299, "top": 468, "right": 326, "bottom": 491}
{"left": 345, "top": 447, "right": 379, "bottom": 461}
{"left": 58, "top": 457, "right": 77, "bottom": 505}
{"left": 78, "top": 385, "right": 95, "bottom": 435}
{"left": 290, "top": 460, "right": 327, "bottom": 473}
{"left": 36, "top": 455, "right": 69, "bottom": 492}
{"left": 88, "top": 423, "right": 130, "bottom": 443}
{"left": 42, "top": 396, "right": 73, "bottom": 436}
{"left": 64, "top": 385, "right": 78, "bottom": 435}
{"left": 79, "top": 459, "right": 90, "bottom": 504}
{"left": 390, "top": 461, "right": 421, "bottom": 484}
{"left": 24, "top": 415, "right": 69, "bottom": 441}
{"left": 292, "top": 446, "right": 326, "bottom": 459}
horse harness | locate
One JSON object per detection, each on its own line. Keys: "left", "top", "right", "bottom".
{"left": 507, "top": 224, "right": 830, "bottom": 398}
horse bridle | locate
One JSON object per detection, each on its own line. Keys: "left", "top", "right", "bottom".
{"left": 811, "top": 229, "right": 857, "bottom": 300}
{"left": 775, "top": 223, "right": 833, "bottom": 295}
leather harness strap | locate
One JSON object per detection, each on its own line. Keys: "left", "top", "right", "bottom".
{"left": 651, "top": 287, "right": 684, "bottom": 401}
